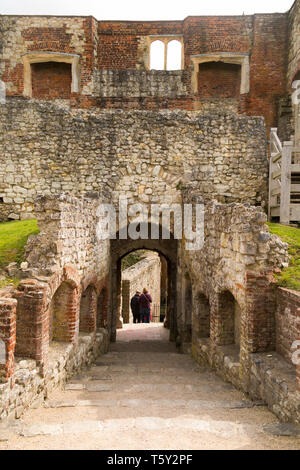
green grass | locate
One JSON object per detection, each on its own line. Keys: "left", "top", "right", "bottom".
{"left": 267, "top": 223, "right": 300, "bottom": 291}
{"left": 0, "top": 219, "right": 39, "bottom": 268}
{"left": 0, "top": 277, "right": 20, "bottom": 290}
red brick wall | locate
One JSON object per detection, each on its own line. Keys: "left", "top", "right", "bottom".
{"left": 97, "top": 21, "right": 182, "bottom": 69}
{"left": 183, "top": 16, "right": 252, "bottom": 62}
{"left": 197, "top": 62, "right": 241, "bottom": 99}
{"left": 245, "top": 14, "right": 288, "bottom": 131}
{"left": 31, "top": 62, "right": 72, "bottom": 99}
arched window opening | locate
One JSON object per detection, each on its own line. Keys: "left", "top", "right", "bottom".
{"left": 79, "top": 285, "right": 97, "bottom": 333}
{"left": 150, "top": 40, "right": 165, "bottom": 70}
{"left": 49, "top": 281, "right": 76, "bottom": 343}
{"left": 167, "top": 40, "right": 182, "bottom": 71}
{"left": 217, "top": 291, "right": 241, "bottom": 348}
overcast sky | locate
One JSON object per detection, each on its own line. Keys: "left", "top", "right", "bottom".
{"left": 0, "top": 0, "right": 295, "bottom": 20}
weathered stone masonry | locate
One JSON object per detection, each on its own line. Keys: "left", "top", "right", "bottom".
{"left": 0, "top": 195, "right": 110, "bottom": 420}
{"left": 0, "top": 99, "right": 267, "bottom": 221}
{"left": 0, "top": 3, "right": 300, "bottom": 425}
{"left": 0, "top": 10, "right": 290, "bottom": 128}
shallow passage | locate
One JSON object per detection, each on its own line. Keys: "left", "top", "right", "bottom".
{"left": 0, "top": 324, "right": 299, "bottom": 450}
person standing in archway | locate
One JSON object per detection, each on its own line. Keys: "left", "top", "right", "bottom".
{"left": 139, "top": 288, "right": 152, "bottom": 323}
{"left": 130, "top": 291, "right": 141, "bottom": 324}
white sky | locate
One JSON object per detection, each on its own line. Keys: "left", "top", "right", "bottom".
{"left": 0, "top": 0, "right": 295, "bottom": 20}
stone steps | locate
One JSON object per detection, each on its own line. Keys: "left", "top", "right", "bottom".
{"left": 17, "top": 416, "right": 260, "bottom": 439}
{"left": 1, "top": 325, "right": 299, "bottom": 450}
{"left": 45, "top": 398, "right": 260, "bottom": 410}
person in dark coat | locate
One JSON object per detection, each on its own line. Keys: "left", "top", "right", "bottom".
{"left": 130, "top": 291, "right": 141, "bottom": 323}
{"left": 139, "top": 288, "right": 152, "bottom": 323}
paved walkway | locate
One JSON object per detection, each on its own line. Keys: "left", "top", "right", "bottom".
{"left": 0, "top": 324, "right": 299, "bottom": 450}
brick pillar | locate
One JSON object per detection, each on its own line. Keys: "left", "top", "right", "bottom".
{"left": 240, "top": 272, "right": 276, "bottom": 390}
{"left": 79, "top": 286, "right": 97, "bottom": 333}
{"left": 0, "top": 298, "right": 17, "bottom": 382}
{"left": 14, "top": 280, "right": 49, "bottom": 365}
{"left": 244, "top": 272, "right": 276, "bottom": 353}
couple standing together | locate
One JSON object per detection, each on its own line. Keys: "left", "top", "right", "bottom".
{"left": 130, "top": 288, "right": 152, "bottom": 323}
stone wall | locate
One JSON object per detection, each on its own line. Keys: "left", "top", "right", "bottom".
{"left": 275, "top": 287, "right": 300, "bottom": 364}
{"left": 0, "top": 327, "right": 109, "bottom": 421}
{"left": 0, "top": 99, "right": 268, "bottom": 221}
{"left": 121, "top": 253, "right": 161, "bottom": 323}
{"left": 0, "top": 194, "right": 111, "bottom": 421}
{"left": 24, "top": 194, "right": 109, "bottom": 279}
{"left": 92, "top": 70, "right": 190, "bottom": 98}
{"left": 183, "top": 201, "right": 300, "bottom": 422}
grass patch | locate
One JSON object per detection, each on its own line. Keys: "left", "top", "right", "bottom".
{"left": 267, "top": 223, "right": 300, "bottom": 291}
{"left": 0, "top": 219, "right": 39, "bottom": 268}
{"left": 0, "top": 277, "right": 20, "bottom": 290}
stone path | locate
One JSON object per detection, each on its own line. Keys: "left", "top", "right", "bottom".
{"left": 0, "top": 324, "right": 299, "bottom": 450}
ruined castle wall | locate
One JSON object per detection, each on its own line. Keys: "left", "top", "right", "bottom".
{"left": 121, "top": 254, "right": 161, "bottom": 323}
{"left": 183, "top": 202, "right": 300, "bottom": 422}
{"left": 24, "top": 195, "right": 109, "bottom": 281}
{"left": 0, "top": 12, "right": 290, "bottom": 128}
{"left": 184, "top": 202, "right": 288, "bottom": 354}
{"left": 0, "top": 99, "right": 268, "bottom": 221}
{"left": 0, "top": 15, "right": 96, "bottom": 96}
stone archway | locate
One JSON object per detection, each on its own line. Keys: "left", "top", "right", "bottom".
{"left": 109, "top": 223, "right": 179, "bottom": 344}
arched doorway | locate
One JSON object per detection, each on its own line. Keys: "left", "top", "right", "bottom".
{"left": 109, "top": 223, "right": 179, "bottom": 344}
{"left": 49, "top": 281, "right": 78, "bottom": 344}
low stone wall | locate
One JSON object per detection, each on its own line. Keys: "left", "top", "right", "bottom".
{"left": 121, "top": 254, "right": 161, "bottom": 323}
{"left": 192, "top": 338, "right": 300, "bottom": 423}
{"left": 0, "top": 329, "right": 109, "bottom": 421}
{"left": 92, "top": 70, "right": 190, "bottom": 98}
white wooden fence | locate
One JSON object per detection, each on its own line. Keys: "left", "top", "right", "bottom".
{"left": 269, "top": 128, "right": 300, "bottom": 224}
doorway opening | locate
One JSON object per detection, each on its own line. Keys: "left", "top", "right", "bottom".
{"left": 109, "top": 223, "right": 178, "bottom": 344}
{"left": 120, "top": 250, "right": 168, "bottom": 327}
